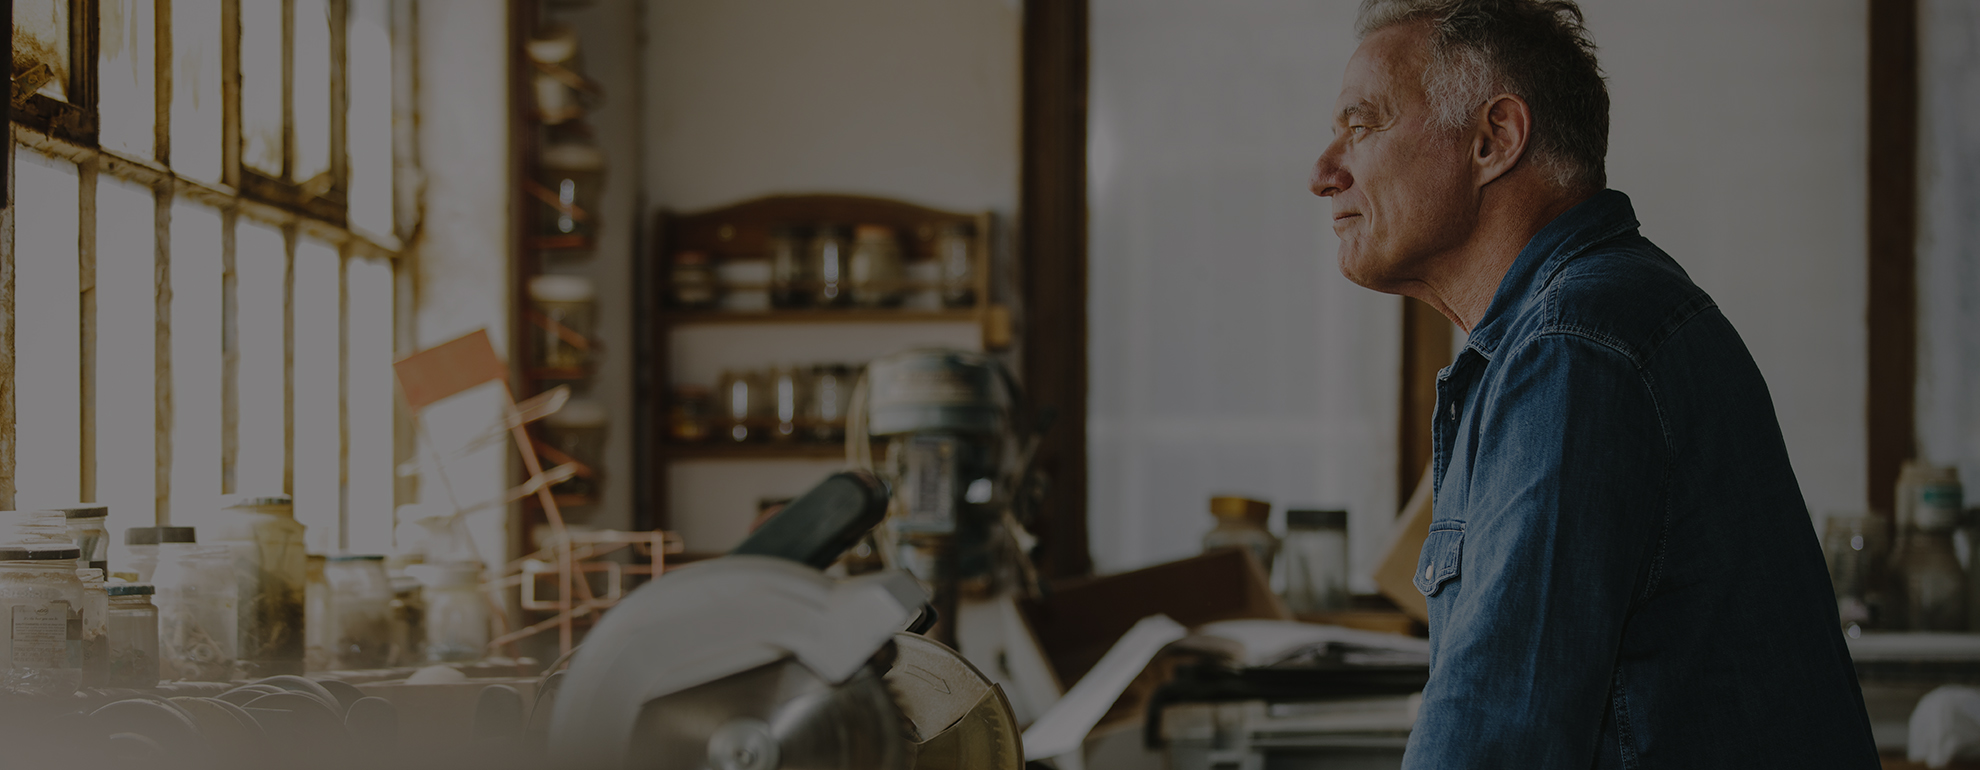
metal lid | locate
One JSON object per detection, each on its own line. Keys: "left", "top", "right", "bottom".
{"left": 225, "top": 494, "right": 293, "bottom": 509}
{"left": 107, "top": 583, "right": 155, "bottom": 596}
{"left": 0, "top": 546, "right": 82, "bottom": 561}
{"left": 43, "top": 504, "right": 109, "bottom": 519}
{"left": 1287, "top": 509, "right": 1348, "bottom": 530}
{"left": 125, "top": 526, "right": 197, "bottom": 545}
{"left": 327, "top": 554, "right": 386, "bottom": 562}
{"left": 1209, "top": 496, "right": 1271, "bottom": 522}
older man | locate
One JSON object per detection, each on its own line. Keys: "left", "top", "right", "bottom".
{"left": 1310, "top": 1, "right": 1880, "bottom": 766}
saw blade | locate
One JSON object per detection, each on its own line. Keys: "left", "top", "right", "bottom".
{"left": 884, "top": 632, "right": 1024, "bottom": 770}
{"left": 630, "top": 657, "right": 910, "bottom": 770}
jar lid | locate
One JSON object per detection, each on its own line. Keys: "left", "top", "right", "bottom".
{"left": 853, "top": 224, "right": 895, "bottom": 240}
{"left": 108, "top": 583, "right": 155, "bottom": 596}
{"left": 0, "top": 546, "right": 82, "bottom": 561}
{"left": 1209, "top": 496, "right": 1271, "bottom": 522}
{"left": 529, "top": 274, "right": 596, "bottom": 303}
{"left": 1287, "top": 509, "right": 1347, "bottom": 530}
{"left": 44, "top": 504, "right": 108, "bottom": 519}
{"left": 673, "top": 250, "right": 711, "bottom": 266}
{"left": 540, "top": 142, "right": 606, "bottom": 171}
{"left": 327, "top": 554, "right": 386, "bottom": 562}
{"left": 225, "top": 493, "right": 293, "bottom": 510}
{"left": 126, "top": 526, "right": 197, "bottom": 545}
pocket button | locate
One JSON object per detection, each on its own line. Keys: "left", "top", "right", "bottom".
{"left": 1423, "top": 564, "right": 1434, "bottom": 580}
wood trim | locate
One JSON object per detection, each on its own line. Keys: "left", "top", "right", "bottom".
{"left": 1867, "top": 0, "right": 1917, "bottom": 516}
{"left": 1398, "top": 297, "right": 1450, "bottom": 509}
{"left": 0, "top": 125, "right": 16, "bottom": 509}
{"left": 1020, "top": 0, "right": 1090, "bottom": 579}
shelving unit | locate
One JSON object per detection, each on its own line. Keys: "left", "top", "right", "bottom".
{"left": 637, "top": 194, "right": 1008, "bottom": 536}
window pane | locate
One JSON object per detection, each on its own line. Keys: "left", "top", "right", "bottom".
{"left": 240, "top": 0, "right": 284, "bottom": 176}
{"left": 13, "top": 0, "right": 71, "bottom": 101}
{"left": 346, "top": 256, "right": 394, "bottom": 554}
{"left": 170, "top": 0, "right": 224, "bottom": 182}
{"left": 169, "top": 201, "right": 224, "bottom": 527}
{"left": 97, "top": 177, "right": 159, "bottom": 559}
{"left": 294, "top": 0, "right": 334, "bottom": 184}
{"left": 348, "top": 0, "right": 394, "bottom": 236}
{"left": 13, "top": 150, "right": 81, "bottom": 508}
{"left": 100, "top": 0, "right": 157, "bottom": 157}
{"left": 294, "top": 240, "right": 342, "bottom": 553}
{"left": 236, "top": 220, "right": 288, "bottom": 493}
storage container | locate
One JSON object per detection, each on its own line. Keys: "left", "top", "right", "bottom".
{"left": 325, "top": 555, "right": 394, "bottom": 669}
{"left": 54, "top": 504, "right": 109, "bottom": 572}
{"left": 1281, "top": 509, "right": 1350, "bottom": 614}
{"left": 123, "top": 526, "right": 195, "bottom": 583}
{"left": 153, "top": 543, "right": 238, "bottom": 682}
{"left": 77, "top": 567, "right": 110, "bottom": 686}
{"left": 106, "top": 583, "right": 159, "bottom": 688}
{"left": 207, "top": 494, "right": 307, "bottom": 677}
{"left": 0, "top": 545, "right": 84, "bottom": 695}
{"left": 409, "top": 563, "right": 489, "bottom": 663}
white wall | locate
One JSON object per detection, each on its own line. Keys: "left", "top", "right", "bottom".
{"left": 641, "top": 0, "right": 1020, "bottom": 551}
{"left": 1087, "top": 0, "right": 1871, "bottom": 583}
{"left": 412, "top": 0, "right": 512, "bottom": 570}
{"left": 1917, "top": 0, "right": 1980, "bottom": 496}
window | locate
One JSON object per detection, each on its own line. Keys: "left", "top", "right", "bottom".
{"left": 7, "top": 0, "right": 413, "bottom": 559}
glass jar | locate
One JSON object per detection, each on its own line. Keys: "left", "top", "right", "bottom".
{"left": 847, "top": 224, "right": 905, "bottom": 308}
{"left": 1281, "top": 509, "right": 1349, "bottom": 615}
{"left": 717, "top": 369, "right": 767, "bottom": 443}
{"left": 809, "top": 226, "right": 853, "bottom": 307}
{"left": 77, "top": 567, "right": 110, "bottom": 687}
{"left": 0, "top": 509, "right": 74, "bottom": 547}
{"left": 124, "top": 526, "right": 195, "bottom": 583}
{"left": 668, "top": 385, "right": 715, "bottom": 444}
{"left": 325, "top": 555, "right": 395, "bottom": 670}
{"left": 1824, "top": 514, "right": 1891, "bottom": 635}
{"left": 769, "top": 366, "right": 809, "bottom": 443}
{"left": 153, "top": 543, "right": 238, "bottom": 682}
{"left": 538, "top": 141, "right": 605, "bottom": 240}
{"left": 1901, "top": 489, "right": 1968, "bottom": 631}
{"left": 805, "top": 364, "right": 856, "bottom": 442}
{"left": 207, "top": 494, "right": 307, "bottom": 678}
{"left": 0, "top": 546, "right": 85, "bottom": 696}
{"left": 407, "top": 563, "right": 487, "bottom": 663}
{"left": 304, "top": 555, "right": 331, "bottom": 671}
{"left": 389, "top": 575, "right": 425, "bottom": 667}
{"left": 107, "top": 583, "right": 159, "bottom": 688}
{"left": 671, "top": 250, "right": 719, "bottom": 309}
{"left": 529, "top": 274, "right": 596, "bottom": 371}
{"left": 56, "top": 504, "right": 110, "bottom": 572}
{"left": 769, "top": 224, "right": 811, "bottom": 309}
{"left": 936, "top": 222, "right": 977, "bottom": 308}
{"left": 544, "top": 398, "right": 608, "bottom": 500}
{"left": 1202, "top": 496, "right": 1279, "bottom": 574}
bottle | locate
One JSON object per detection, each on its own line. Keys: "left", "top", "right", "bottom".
{"left": 0, "top": 545, "right": 85, "bottom": 695}
{"left": 207, "top": 494, "right": 307, "bottom": 677}
{"left": 1282, "top": 509, "right": 1350, "bottom": 614}
{"left": 936, "top": 222, "right": 977, "bottom": 308}
{"left": 325, "top": 555, "right": 395, "bottom": 669}
{"left": 769, "top": 224, "right": 811, "bottom": 309}
{"left": 847, "top": 224, "right": 905, "bottom": 308}
{"left": 304, "top": 555, "right": 331, "bottom": 671}
{"left": 153, "top": 543, "right": 239, "bottom": 682}
{"left": 809, "top": 226, "right": 853, "bottom": 307}
{"left": 408, "top": 563, "right": 488, "bottom": 663}
{"left": 1202, "top": 496, "right": 1280, "bottom": 574}
{"left": 107, "top": 583, "right": 160, "bottom": 688}
{"left": 123, "top": 526, "right": 196, "bottom": 583}
{"left": 1894, "top": 463, "right": 1965, "bottom": 630}
{"left": 55, "top": 504, "right": 110, "bottom": 573}
{"left": 77, "top": 567, "right": 110, "bottom": 687}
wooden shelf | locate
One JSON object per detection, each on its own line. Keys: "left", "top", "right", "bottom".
{"left": 661, "top": 441, "right": 877, "bottom": 460}
{"left": 660, "top": 308, "right": 979, "bottom": 327}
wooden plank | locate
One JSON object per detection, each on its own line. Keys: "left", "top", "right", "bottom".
{"left": 79, "top": 157, "right": 98, "bottom": 502}
{"left": 337, "top": 244, "right": 350, "bottom": 551}
{"left": 0, "top": 128, "right": 17, "bottom": 510}
{"left": 282, "top": 224, "right": 296, "bottom": 495}
{"left": 221, "top": 208, "right": 239, "bottom": 494}
{"left": 154, "top": 182, "right": 172, "bottom": 523}
{"left": 1019, "top": 0, "right": 1091, "bottom": 579}
{"left": 1867, "top": 0, "right": 1918, "bottom": 516}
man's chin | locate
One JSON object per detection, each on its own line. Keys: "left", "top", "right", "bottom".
{"left": 1338, "top": 251, "right": 1411, "bottom": 295}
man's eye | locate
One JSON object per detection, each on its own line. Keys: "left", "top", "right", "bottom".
{"left": 1350, "top": 125, "right": 1370, "bottom": 137}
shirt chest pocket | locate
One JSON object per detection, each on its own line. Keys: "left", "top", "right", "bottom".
{"left": 1413, "top": 523, "right": 1465, "bottom": 597}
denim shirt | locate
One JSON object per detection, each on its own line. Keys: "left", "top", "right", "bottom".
{"left": 1400, "top": 191, "right": 1879, "bottom": 769}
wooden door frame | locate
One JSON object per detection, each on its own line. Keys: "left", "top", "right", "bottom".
{"left": 1867, "top": 0, "right": 1917, "bottom": 516}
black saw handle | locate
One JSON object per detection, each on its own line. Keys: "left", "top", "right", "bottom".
{"left": 729, "top": 470, "right": 891, "bottom": 570}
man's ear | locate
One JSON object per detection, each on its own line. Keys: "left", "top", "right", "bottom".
{"left": 1471, "top": 93, "right": 1533, "bottom": 187}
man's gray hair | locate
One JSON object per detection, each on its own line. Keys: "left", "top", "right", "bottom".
{"left": 1357, "top": 0, "right": 1609, "bottom": 191}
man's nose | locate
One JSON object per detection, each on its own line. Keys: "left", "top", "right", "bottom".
{"left": 1310, "top": 141, "right": 1349, "bottom": 198}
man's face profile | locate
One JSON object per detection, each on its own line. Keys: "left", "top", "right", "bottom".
{"left": 1311, "top": 23, "right": 1478, "bottom": 295}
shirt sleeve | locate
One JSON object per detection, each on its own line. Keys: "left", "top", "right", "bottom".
{"left": 1401, "top": 332, "right": 1670, "bottom": 769}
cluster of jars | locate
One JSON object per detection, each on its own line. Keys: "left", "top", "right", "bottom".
{"left": 672, "top": 363, "right": 862, "bottom": 444}
{"left": 0, "top": 496, "right": 494, "bottom": 696}
{"left": 1201, "top": 496, "right": 1352, "bottom": 616}
{"left": 670, "top": 221, "right": 979, "bottom": 312}
{"left": 1825, "top": 462, "right": 1980, "bottom": 636}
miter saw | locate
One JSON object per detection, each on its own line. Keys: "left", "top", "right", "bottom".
{"left": 547, "top": 471, "right": 1024, "bottom": 770}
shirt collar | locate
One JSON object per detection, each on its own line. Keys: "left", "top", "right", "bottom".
{"left": 1462, "top": 189, "right": 1642, "bottom": 358}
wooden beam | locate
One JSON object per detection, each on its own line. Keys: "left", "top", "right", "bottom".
{"left": 1020, "top": 0, "right": 1091, "bottom": 579}
{"left": 1398, "top": 298, "right": 1450, "bottom": 510}
{"left": 1867, "top": 0, "right": 1918, "bottom": 516}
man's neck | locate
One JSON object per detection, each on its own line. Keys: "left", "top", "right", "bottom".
{"left": 1411, "top": 188, "right": 1592, "bottom": 332}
